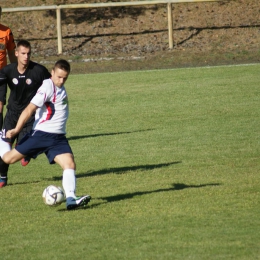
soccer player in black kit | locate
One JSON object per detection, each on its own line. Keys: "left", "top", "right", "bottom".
{"left": 0, "top": 39, "right": 51, "bottom": 187}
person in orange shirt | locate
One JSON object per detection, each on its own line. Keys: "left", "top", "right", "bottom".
{"left": 0, "top": 7, "right": 16, "bottom": 68}
{"left": 0, "top": 6, "right": 17, "bottom": 129}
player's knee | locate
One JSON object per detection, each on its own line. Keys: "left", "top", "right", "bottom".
{"left": 65, "top": 159, "right": 75, "bottom": 169}
{"left": 62, "top": 162, "right": 75, "bottom": 170}
{"left": 2, "top": 151, "right": 22, "bottom": 164}
{"left": 54, "top": 153, "right": 75, "bottom": 170}
{"left": 2, "top": 155, "right": 13, "bottom": 164}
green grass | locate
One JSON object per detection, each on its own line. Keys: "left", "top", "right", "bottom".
{"left": 1, "top": 64, "right": 260, "bottom": 259}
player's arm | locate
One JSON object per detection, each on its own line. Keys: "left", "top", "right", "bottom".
{"left": 6, "top": 28, "right": 16, "bottom": 64}
{"left": 6, "top": 103, "right": 38, "bottom": 138}
{"left": 0, "top": 101, "right": 3, "bottom": 129}
{"left": 7, "top": 79, "right": 50, "bottom": 138}
{"left": 0, "top": 69, "right": 7, "bottom": 129}
{"left": 7, "top": 49, "right": 17, "bottom": 64}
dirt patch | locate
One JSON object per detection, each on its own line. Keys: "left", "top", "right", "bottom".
{"left": 1, "top": 0, "right": 260, "bottom": 73}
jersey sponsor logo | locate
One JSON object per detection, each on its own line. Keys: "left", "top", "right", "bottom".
{"left": 26, "top": 78, "right": 32, "bottom": 85}
{"left": 19, "top": 75, "right": 25, "bottom": 78}
{"left": 12, "top": 78, "right": 18, "bottom": 85}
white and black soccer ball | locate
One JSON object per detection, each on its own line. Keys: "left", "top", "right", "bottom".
{"left": 42, "top": 185, "right": 65, "bottom": 206}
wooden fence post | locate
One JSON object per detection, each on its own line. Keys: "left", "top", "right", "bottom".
{"left": 167, "top": 3, "right": 173, "bottom": 49}
{"left": 56, "top": 7, "right": 62, "bottom": 54}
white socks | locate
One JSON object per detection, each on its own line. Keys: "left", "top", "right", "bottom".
{"left": 62, "top": 169, "right": 76, "bottom": 199}
{"left": 0, "top": 137, "right": 11, "bottom": 158}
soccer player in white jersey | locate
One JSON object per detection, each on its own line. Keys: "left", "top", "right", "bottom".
{"left": 0, "top": 59, "right": 91, "bottom": 210}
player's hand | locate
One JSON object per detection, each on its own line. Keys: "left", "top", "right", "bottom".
{"left": 6, "top": 129, "right": 18, "bottom": 139}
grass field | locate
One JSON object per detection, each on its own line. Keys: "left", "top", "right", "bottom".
{"left": 0, "top": 64, "right": 260, "bottom": 259}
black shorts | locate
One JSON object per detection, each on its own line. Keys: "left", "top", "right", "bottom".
{"left": 1, "top": 109, "right": 35, "bottom": 144}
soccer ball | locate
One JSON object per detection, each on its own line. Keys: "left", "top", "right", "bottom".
{"left": 42, "top": 185, "right": 65, "bottom": 206}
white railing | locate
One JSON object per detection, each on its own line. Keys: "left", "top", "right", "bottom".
{"left": 3, "top": 0, "right": 224, "bottom": 54}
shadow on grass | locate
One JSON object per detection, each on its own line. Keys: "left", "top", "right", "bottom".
{"left": 7, "top": 180, "right": 41, "bottom": 186}
{"left": 7, "top": 160, "right": 180, "bottom": 188}
{"left": 58, "top": 182, "right": 221, "bottom": 211}
{"left": 67, "top": 128, "right": 154, "bottom": 141}
{"left": 96, "top": 182, "right": 221, "bottom": 203}
{"left": 47, "top": 161, "right": 181, "bottom": 181}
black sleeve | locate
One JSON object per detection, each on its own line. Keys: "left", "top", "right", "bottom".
{"left": 0, "top": 112, "right": 3, "bottom": 129}
{"left": 45, "top": 67, "right": 51, "bottom": 79}
{"left": 40, "top": 65, "right": 51, "bottom": 82}
{"left": 0, "top": 68, "right": 8, "bottom": 105}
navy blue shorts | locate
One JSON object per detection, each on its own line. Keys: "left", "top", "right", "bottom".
{"left": 16, "top": 130, "right": 73, "bottom": 164}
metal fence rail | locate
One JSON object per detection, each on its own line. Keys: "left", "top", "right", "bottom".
{"left": 3, "top": 0, "right": 224, "bottom": 54}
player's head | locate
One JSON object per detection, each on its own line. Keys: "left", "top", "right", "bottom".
{"left": 53, "top": 59, "right": 71, "bottom": 74}
{"left": 51, "top": 59, "right": 71, "bottom": 88}
{"left": 16, "top": 39, "right": 31, "bottom": 50}
{"left": 15, "top": 40, "right": 31, "bottom": 66}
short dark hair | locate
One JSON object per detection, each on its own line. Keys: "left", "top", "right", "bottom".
{"left": 54, "top": 59, "right": 71, "bottom": 73}
{"left": 16, "top": 40, "right": 31, "bottom": 49}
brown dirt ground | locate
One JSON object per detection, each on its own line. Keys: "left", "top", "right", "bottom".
{"left": 1, "top": 0, "right": 260, "bottom": 73}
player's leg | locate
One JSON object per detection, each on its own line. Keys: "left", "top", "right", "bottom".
{"left": 0, "top": 111, "right": 16, "bottom": 187}
{"left": 54, "top": 152, "right": 76, "bottom": 170}
{"left": 0, "top": 130, "right": 10, "bottom": 187}
{"left": 54, "top": 153, "right": 91, "bottom": 210}
{"left": 0, "top": 133, "right": 11, "bottom": 187}
{"left": 50, "top": 139, "right": 91, "bottom": 210}
{"left": 3, "top": 130, "right": 44, "bottom": 165}
{"left": 0, "top": 160, "right": 9, "bottom": 187}
{"left": 1, "top": 149, "right": 25, "bottom": 164}
{"left": 45, "top": 134, "right": 91, "bottom": 210}
{"left": 18, "top": 119, "right": 34, "bottom": 167}
{"left": 54, "top": 153, "right": 77, "bottom": 198}
{"left": 0, "top": 133, "right": 24, "bottom": 164}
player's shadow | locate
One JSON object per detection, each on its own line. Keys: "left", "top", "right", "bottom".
{"left": 58, "top": 182, "right": 221, "bottom": 211}
{"left": 96, "top": 182, "right": 221, "bottom": 203}
{"left": 67, "top": 128, "right": 154, "bottom": 141}
{"left": 47, "top": 161, "right": 181, "bottom": 181}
